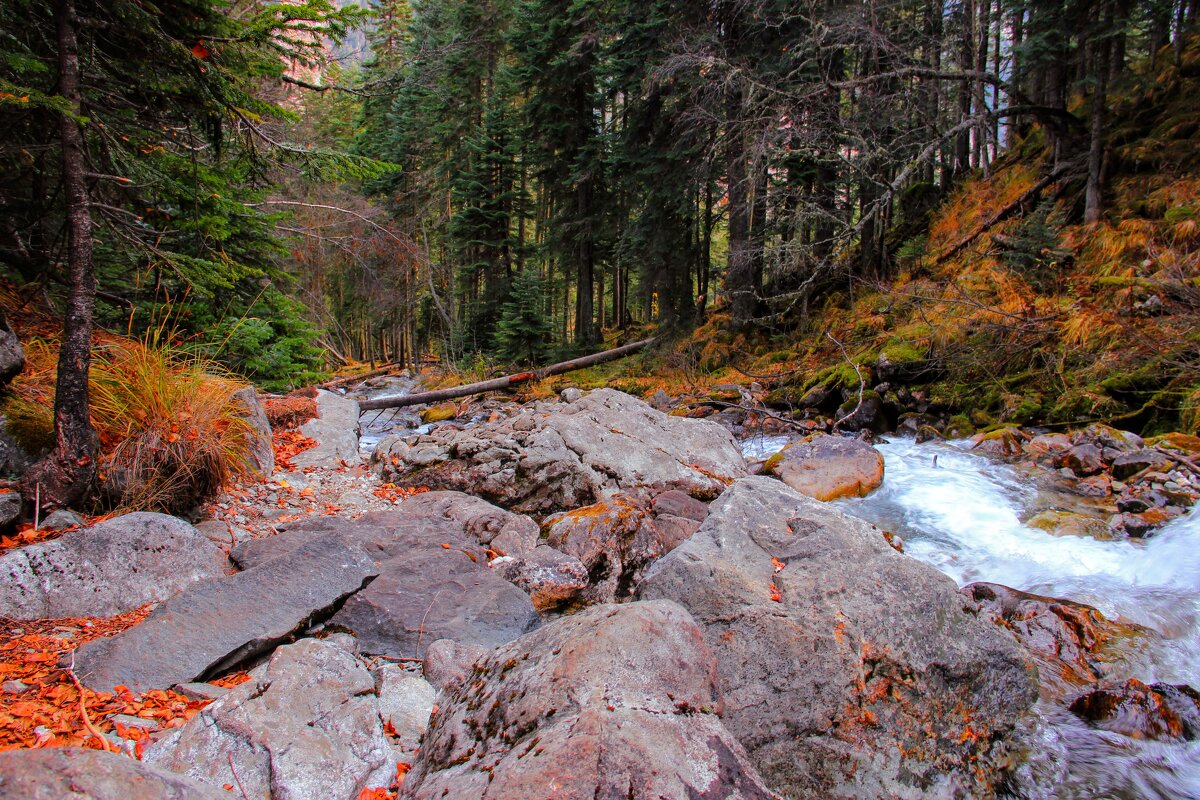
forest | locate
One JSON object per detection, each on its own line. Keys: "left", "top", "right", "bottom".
{"left": 4, "top": 2, "right": 1200, "bottom": 797}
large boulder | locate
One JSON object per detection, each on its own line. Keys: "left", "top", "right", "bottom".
{"left": 0, "top": 747, "right": 228, "bottom": 800}
{"left": 292, "top": 389, "right": 361, "bottom": 468}
{"left": 146, "top": 637, "right": 397, "bottom": 799}
{"left": 231, "top": 387, "right": 274, "bottom": 477}
{"left": 764, "top": 434, "right": 884, "bottom": 501}
{"left": 402, "top": 600, "right": 778, "bottom": 800}
{"left": 231, "top": 500, "right": 542, "bottom": 659}
{"left": 379, "top": 388, "right": 748, "bottom": 515}
{"left": 329, "top": 546, "right": 539, "bottom": 659}
{"left": 638, "top": 477, "right": 1038, "bottom": 799}
{"left": 0, "top": 512, "right": 229, "bottom": 620}
{"left": 74, "top": 534, "right": 378, "bottom": 692}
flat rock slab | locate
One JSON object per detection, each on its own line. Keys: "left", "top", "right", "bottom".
{"left": 639, "top": 477, "right": 1037, "bottom": 799}
{"left": 331, "top": 547, "right": 539, "bottom": 659}
{"left": 147, "top": 638, "right": 396, "bottom": 799}
{"left": 0, "top": 512, "right": 229, "bottom": 620}
{"left": 382, "top": 388, "right": 748, "bottom": 515}
{"left": 293, "top": 389, "right": 361, "bottom": 468}
{"left": 0, "top": 747, "right": 228, "bottom": 800}
{"left": 75, "top": 534, "right": 378, "bottom": 692}
{"left": 230, "top": 492, "right": 533, "bottom": 570}
{"left": 765, "top": 433, "right": 884, "bottom": 501}
{"left": 403, "top": 600, "right": 778, "bottom": 800}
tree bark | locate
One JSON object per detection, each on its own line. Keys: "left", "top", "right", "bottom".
{"left": 358, "top": 337, "right": 658, "bottom": 411}
{"left": 22, "top": 0, "right": 99, "bottom": 511}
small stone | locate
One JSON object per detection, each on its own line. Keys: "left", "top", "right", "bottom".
{"left": 173, "top": 683, "right": 230, "bottom": 702}
{"left": 3, "top": 679, "right": 29, "bottom": 694}
{"left": 110, "top": 714, "right": 160, "bottom": 733}
{"left": 0, "top": 490, "right": 21, "bottom": 529}
{"left": 37, "top": 509, "right": 82, "bottom": 531}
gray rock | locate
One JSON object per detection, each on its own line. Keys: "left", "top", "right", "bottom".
{"left": 191, "top": 519, "right": 246, "bottom": 548}
{"left": 36, "top": 509, "right": 82, "bottom": 531}
{"left": 374, "top": 664, "right": 436, "bottom": 754}
{"left": 173, "top": 682, "right": 229, "bottom": 702}
{"left": 109, "top": 714, "right": 160, "bottom": 733}
{"left": 146, "top": 638, "right": 396, "bottom": 800}
{"left": 638, "top": 477, "right": 1037, "bottom": 799}
{"left": 402, "top": 600, "right": 778, "bottom": 800}
{"left": 330, "top": 547, "right": 539, "bottom": 659}
{"left": 422, "top": 639, "right": 488, "bottom": 693}
{"left": 0, "top": 512, "right": 229, "bottom": 620}
{"left": 0, "top": 490, "right": 19, "bottom": 529}
{"left": 230, "top": 495, "right": 515, "bottom": 570}
{"left": 398, "top": 491, "right": 539, "bottom": 555}
{"left": 0, "top": 747, "right": 229, "bottom": 800}
{"left": 74, "top": 534, "right": 378, "bottom": 692}
{"left": 651, "top": 488, "right": 710, "bottom": 522}
{"left": 230, "top": 387, "right": 274, "bottom": 477}
{"left": 0, "top": 416, "right": 35, "bottom": 478}
{"left": 835, "top": 392, "right": 889, "bottom": 434}
{"left": 0, "top": 320, "right": 23, "bottom": 387}
{"left": 292, "top": 389, "right": 361, "bottom": 468}
{"left": 384, "top": 388, "right": 747, "bottom": 515}
{"left": 560, "top": 387, "right": 583, "bottom": 403}
{"left": 490, "top": 546, "right": 589, "bottom": 610}
{"left": 2, "top": 679, "right": 29, "bottom": 694}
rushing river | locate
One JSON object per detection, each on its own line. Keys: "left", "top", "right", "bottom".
{"left": 829, "top": 437, "right": 1200, "bottom": 800}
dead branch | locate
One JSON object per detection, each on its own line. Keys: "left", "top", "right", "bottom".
{"left": 827, "top": 332, "right": 864, "bottom": 432}
{"left": 358, "top": 338, "right": 658, "bottom": 411}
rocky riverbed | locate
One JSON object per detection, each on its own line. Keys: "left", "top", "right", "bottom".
{"left": 2, "top": 384, "right": 1199, "bottom": 799}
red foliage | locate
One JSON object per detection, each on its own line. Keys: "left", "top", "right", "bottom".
{"left": 0, "top": 608, "right": 210, "bottom": 754}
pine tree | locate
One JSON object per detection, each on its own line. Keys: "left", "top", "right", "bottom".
{"left": 494, "top": 268, "right": 553, "bottom": 365}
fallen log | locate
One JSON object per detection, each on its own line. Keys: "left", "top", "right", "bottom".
{"left": 358, "top": 337, "right": 658, "bottom": 411}
{"left": 320, "top": 363, "right": 403, "bottom": 390}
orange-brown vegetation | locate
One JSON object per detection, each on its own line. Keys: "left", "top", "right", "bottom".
{"left": 0, "top": 608, "right": 207, "bottom": 755}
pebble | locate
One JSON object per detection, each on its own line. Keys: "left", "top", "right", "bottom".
{"left": 2, "top": 680, "right": 29, "bottom": 694}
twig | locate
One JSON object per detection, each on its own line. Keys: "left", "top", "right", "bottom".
{"left": 1154, "top": 445, "right": 1200, "bottom": 477}
{"left": 414, "top": 590, "right": 443, "bottom": 659}
{"left": 67, "top": 652, "right": 117, "bottom": 753}
{"left": 227, "top": 751, "right": 251, "bottom": 800}
{"left": 826, "top": 332, "right": 864, "bottom": 432}
{"left": 681, "top": 399, "right": 813, "bottom": 433}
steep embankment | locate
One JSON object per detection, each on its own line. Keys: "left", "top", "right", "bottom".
{"left": 631, "top": 42, "right": 1200, "bottom": 438}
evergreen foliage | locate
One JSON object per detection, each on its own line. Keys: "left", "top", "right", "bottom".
{"left": 494, "top": 268, "right": 554, "bottom": 365}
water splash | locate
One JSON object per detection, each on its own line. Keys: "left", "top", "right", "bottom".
{"left": 836, "top": 437, "right": 1200, "bottom": 797}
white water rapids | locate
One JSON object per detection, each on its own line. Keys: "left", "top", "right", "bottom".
{"left": 824, "top": 437, "right": 1200, "bottom": 799}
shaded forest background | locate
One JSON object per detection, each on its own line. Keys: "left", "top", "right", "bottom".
{"left": 3, "top": 0, "right": 1200, "bottom": 508}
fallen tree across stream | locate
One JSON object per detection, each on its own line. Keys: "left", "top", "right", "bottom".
{"left": 356, "top": 337, "right": 658, "bottom": 411}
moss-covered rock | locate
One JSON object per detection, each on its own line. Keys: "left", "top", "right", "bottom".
{"left": 421, "top": 403, "right": 458, "bottom": 424}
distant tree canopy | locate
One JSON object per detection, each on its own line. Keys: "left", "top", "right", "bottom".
{"left": 357, "top": 0, "right": 1198, "bottom": 350}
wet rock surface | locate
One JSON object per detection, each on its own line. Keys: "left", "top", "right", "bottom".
{"left": 639, "top": 477, "right": 1037, "bottom": 799}
{"left": 0, "top": 747, "right": 229, "bottom": 800}
{"left": 402, "top": 600, "right": 778, "bottom": 800}
{"left": 146, "top": 637, "right": 397, "bottom": 798}
{"left": 1069, "top": 679, "right": 1200, "bottom": 741}
{"left": 0, "top": 512, "right": 230, "bottom": 620}
{"left": 964, "top": 582, "right": 1146, "bottom": 702}
{"left": 377, "top": 388, "right": 747, "bottom": 514}
{"left": 765, "top": 433, "right": 885, "bottom": 501}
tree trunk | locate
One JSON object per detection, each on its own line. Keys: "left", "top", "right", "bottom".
{"left": 23, "top": 0, "right": 99, "bottom": 511}
{"left": 1084, "top": 5, "right": 1112, "bottom": 224}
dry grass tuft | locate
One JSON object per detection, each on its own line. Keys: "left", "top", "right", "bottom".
{"left": 88, "top": 339, "right": 257, "bottom": 513}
